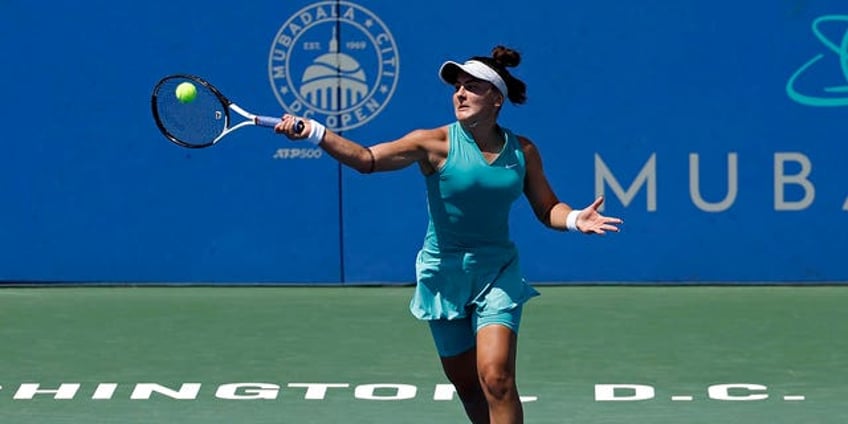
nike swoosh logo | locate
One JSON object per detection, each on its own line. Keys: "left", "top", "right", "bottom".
{"left": 505, "top": 163, "right": 518, "bottom": 169}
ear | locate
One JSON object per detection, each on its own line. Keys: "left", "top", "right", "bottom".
{"left": 493, "top": 92, "right": 504, "bottom": 108}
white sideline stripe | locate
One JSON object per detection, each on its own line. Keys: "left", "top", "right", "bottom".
{"left": 783, "top": 395, "right": 805, "bottom": 401}
{"left": 671, "top": 395, "right": 693, "bottom": 401}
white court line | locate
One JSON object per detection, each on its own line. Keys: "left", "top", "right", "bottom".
{"left": 671, "top": 395, "right": 693, "bottom": 401}
{"left": 783, "top": 395, "right": 805, "bottom": 401}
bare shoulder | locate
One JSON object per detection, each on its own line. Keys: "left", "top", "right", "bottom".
{"left": 368, "top": 125, "right": 449, "bottom": 172}
{"left": 517, "top": 135, "right": 541, "bottom": 159}
{"left": 400, "top": 126, "right": 449, "bottom": 145}
{"left": 407, "top": 126, "right": 450, "bottom": 173}
{"left": 390, "top": 126, "right": 449, "bottom": 160}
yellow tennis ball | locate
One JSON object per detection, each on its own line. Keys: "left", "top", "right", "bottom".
{"left": 175, "top": 82, "right": 197, "bottom": 104}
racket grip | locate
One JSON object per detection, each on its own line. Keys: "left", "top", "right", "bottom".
{"left": 256, "top": 116, "right": 305, "bottom": 134}
{"left": 255, "top": 115, "right": 282, "bottom": 127}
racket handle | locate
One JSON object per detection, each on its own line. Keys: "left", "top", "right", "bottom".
{"left": 255, "top": 116, "right": 305, "bottom": 134}
{"left": 254, "top": 115, "right": 281, "bottom": 127}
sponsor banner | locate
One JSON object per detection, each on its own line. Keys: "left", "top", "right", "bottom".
{"left": 0, "top": 0, "right": 845, "bottom": 283}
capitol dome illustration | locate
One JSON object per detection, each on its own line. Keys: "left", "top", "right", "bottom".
{"left": 300, "top": 28, "right": 368, "bottom": 110}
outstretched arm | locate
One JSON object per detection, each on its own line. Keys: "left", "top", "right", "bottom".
{"left": 274, "top": 114, "right": 446, "bottom": 174}
{"left": 521, "top": 137, "right": 623, "bottom": 234}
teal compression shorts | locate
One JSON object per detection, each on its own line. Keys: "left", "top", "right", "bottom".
{"left": 427, "top": 305, "right": 524, "bottom": 357}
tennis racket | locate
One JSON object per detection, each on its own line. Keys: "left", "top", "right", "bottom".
{"left": 150, "top": 74, "right": 303, "bottom": 148}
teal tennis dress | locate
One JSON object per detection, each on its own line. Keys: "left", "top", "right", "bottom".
{"left": 410, "top": 122, "right": 540, "bottom": 321}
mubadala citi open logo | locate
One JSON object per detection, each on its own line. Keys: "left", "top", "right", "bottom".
{"left": 268, "top": 1, "right": 399, "bottom": 132}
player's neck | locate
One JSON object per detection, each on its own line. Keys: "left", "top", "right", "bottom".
{"left": 464, "top": 121, "right": 503, "bottom": 152}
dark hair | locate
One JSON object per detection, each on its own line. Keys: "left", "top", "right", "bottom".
{"left": 470, "top": 45, "right": 527, "bottom": 105}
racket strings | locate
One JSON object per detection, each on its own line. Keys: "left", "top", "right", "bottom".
{"left": 153, "top": 77, "right": 227, "bottom": 147}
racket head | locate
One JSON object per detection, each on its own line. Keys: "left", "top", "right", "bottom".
{"left": 151, "top": 74, "right": 232, "bottom": 148}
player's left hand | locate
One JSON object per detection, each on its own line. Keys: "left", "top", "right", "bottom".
{"left": 576, "top": 196, "right": 623, "bottom": 234}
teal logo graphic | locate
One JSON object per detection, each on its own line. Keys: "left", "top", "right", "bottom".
{"left": 268, "top": 1, "right": 399, "bottom": 131}
{"left": 787, "top": 15, "right": 848, "bottom": 106}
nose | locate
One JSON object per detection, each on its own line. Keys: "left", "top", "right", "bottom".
{"left": 455, "top": 85, "right": 467, "bottom": 98}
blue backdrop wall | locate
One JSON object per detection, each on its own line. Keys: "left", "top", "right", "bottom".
{"left": 1, "top": 1, "right": 846, "bottom": 284}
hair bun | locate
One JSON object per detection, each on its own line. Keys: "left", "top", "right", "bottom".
{"left": 491, "top": 45, "right": 521, "bottom": 68}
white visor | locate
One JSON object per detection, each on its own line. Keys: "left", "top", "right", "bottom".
{"left": 439, "top": 60, "right": 508, "bottom": 98}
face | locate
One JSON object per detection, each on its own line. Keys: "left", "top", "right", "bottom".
{"left": 452, "top": 72, "right": 503, "bottom": 125}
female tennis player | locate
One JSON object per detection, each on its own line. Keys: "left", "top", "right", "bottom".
{"left": 275, "top": 45, "right": 623, "bottom": 424}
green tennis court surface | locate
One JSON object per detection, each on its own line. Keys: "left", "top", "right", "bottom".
{"left": 1, "top": 286, "right": 845, "bottom": 423}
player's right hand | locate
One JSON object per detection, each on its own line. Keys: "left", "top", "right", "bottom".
{"left": 274, "top": 114, "right": 308, "bottom": 140}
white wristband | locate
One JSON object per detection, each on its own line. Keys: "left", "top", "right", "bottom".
{"left": 566, "top": 209, "right": 581, "bottom": 232}
{"left": 306, "top": 119, "right": 326, "bottom": 145}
